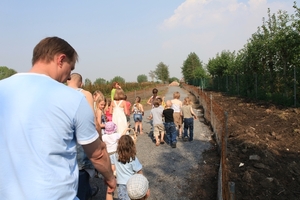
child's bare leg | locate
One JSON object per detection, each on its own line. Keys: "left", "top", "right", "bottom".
{"left": 135, "top": 122, "right": 138, "bottom": 133}
{"left": 160, "top": 131, "right": 165, "bottom": 143}
{"left": 155, "top": 135, "right": 160, "bottom": 146}
{"left": 179, "top": 125, "right": 182, "bottom": 137}
{"left": 139, "top": 122, "right": 143, "bottom": 134}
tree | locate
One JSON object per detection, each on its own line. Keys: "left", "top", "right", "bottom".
{"left": 181, "top": 52, "right": 206, "bottom": 83}
{"left": 94, "top": 78, "right": 106, "bottom": 85}
{"left": 207, "top": 50, "right": 236, "bottom": 77}
{"left": 154, "top": 62, "right": 169, "bottom": 83}
{"left": 84, "top": 78, "right": 91, "bottom": 86}
{"left": 0, "top": 66, "right": 17, "bottom": 80}
{"left": 111, "top": 76, "right": 125, "bottom": 84}
{"left": 137, "top": 74, "right": 148, "bottom": 83}
{"left": 149, "top": 70, "right": 155, "bottom": 82}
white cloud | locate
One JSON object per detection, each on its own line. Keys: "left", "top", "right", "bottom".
{"left": 160, "top": 0, "right": 295, "bottom": 64}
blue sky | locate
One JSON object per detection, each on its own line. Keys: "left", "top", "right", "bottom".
{"left": 0, "top": 0, "right": 296, "bottom": 82}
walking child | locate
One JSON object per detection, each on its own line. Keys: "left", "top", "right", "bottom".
{"left": 102, "top": 122, "right": 122, "bottom": 200}
{"left": 181, "top": 97, "right": 197, "bottom": 142}
{"left": 163, "top": 100, "right": 177, "bottom": 148}
{"left": 110, "top": 135, "right": 143, "bottom": 200}
{"left": 127, "top": 174, "right": 150, "bottom": 200}
{"left": 148, "top": 99, "right": 165, "bottom": 146}
{"left": 147, "top": 88, "right": 158, "bottom": 107}
{"left": 132, "top": 96, "right": 144, "bottom": 134}
{"left": 171, "top": 91, "right": 183, "bottom": 138}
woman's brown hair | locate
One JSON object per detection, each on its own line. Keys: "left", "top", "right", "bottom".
{"left": 114, "top": 88, "right": 125, "bottom": 101}
{"left": 117, "top": 135, "right": 136, "bottom": 164}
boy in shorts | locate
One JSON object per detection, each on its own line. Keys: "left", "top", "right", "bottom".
{"left": 148, "top": 99, "right": 165, "bottom": 146}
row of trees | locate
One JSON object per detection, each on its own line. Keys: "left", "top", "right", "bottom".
{"left": 206, "top": 4, "right": 300, "bottom": 79}
{"left": 182, "top": 2, "right": 300, "bottom": 106}
{"left": 181, "top": 3, "right": 300, "bottom": 83}
{"left": 88, "top": 62, "right": 178, "bottom": 85}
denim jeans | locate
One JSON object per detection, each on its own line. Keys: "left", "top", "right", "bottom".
{"left": 164, "top": 122, "right": 177, "bottom": 144}
{"left": 77, "top": 170, "right": 92, "bottom": 200}
{"left": 133, "top": 114, "right": 143, "bottom": 122}
{"left": 183, "top": 118, "right": 194, "bottom": 141}
{"left": 77, "top": 144, "right": 94, "bottom": 170}
{"left": 76, "top": 144, "right": 94, "bottom": 200}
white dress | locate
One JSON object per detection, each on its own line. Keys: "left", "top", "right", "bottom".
{"left": 112, "top": 100, "right": 128, "bottom": 134}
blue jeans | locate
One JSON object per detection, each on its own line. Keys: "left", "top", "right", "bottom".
{"left": 77, "top": 170, "right": 92, "bottom": 200}
{"left": 183, "top": 118, "right": 194, "bottom": 141}
{"left": 133, "top": 114, "right": 143, "bottom": 122}
{"left": 164, "top": 122, "right": 177, "bottom": 144}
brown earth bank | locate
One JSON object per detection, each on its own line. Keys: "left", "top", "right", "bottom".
{"left": 205, "top": 90, "right": 300, "bottom": 200}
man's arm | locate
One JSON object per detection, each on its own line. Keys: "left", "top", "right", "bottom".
{"left": 82, "top": 139, "right": 116, "bottom": 193}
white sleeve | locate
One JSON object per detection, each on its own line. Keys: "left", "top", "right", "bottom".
{"left": 75, "top": 98, "right": 99, "bottom": 145}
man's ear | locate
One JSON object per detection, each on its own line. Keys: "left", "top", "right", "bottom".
{"left": 57, "top": 54, "right": 66, "bottom": 68}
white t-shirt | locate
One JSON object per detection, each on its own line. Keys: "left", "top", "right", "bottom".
{"left": 102, "top": 132, "right": 121, "bottom": 153}
{"left": 0, "top": 73, "right": 99, "bottom": 200}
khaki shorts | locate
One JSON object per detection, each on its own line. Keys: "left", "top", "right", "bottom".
{"left": 173, "top": 112, "right": 182, "bottom": 127}
{"left": 153, "top": 124, "right": 165, "bottom": 137}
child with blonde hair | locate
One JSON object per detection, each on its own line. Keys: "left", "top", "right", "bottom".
{"left": 148, "top": 99, "right": 165, "bottom": 146}
{"left": 93, "top": 90, "right": 104, "bottom": 111}
{"left": 181, "top": 97, "right": 197, "bottom": 142}
{"left": 110, "top": 135, "right": 143, "bottom": 200}
{"left": 95, "top": 95, "right": 107, "bottom": 137}
{"left": 171, "top": 91, "right": 183, "bottom": 138}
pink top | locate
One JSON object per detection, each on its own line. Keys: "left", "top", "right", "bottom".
{"left": 125, "top": 101, "right": 131, "bottom": 116}
{"left": 105, "top": 109, "right": 112, "bottom": 121}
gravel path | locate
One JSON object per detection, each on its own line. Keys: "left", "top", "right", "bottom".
{"left": 92, "top": 86, "right": 213, "bottom": 200}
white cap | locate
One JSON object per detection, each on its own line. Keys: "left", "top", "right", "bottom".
{"left": 126, "top": 174, "right": 149, "bottom": 199}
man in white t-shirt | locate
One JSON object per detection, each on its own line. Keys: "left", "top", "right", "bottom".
{"left": 0, "top": 37, "right": 116, "bottom": 199}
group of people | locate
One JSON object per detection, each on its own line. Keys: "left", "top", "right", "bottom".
{"left": 68, "top": 72, "right": 150, "bottom": 200}
{"left": 0, "top": 36, "right": 149, "bottom": 200}
{"left": 147, "top": 89, "right": 197, "bottom": 148}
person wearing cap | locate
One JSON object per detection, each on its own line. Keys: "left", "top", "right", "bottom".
{"left": 102, "top": 122, "right": 131, "bottom": 200}
{"left": 126, "top": 174, "right": 150, "bottom": 200}
{"left": 111, "top": 135, "right": 143, "bottom": 200}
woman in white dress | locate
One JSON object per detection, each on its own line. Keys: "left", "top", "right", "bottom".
{"left": 110, "top": 89, "right": 128, "bottom": 135}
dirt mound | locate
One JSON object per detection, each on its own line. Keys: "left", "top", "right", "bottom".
{"left": 169, "top": 81, "right": 180, "bottom": 86}
{"left": 208, "top": 91, "right": 300, "bottom": 199}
